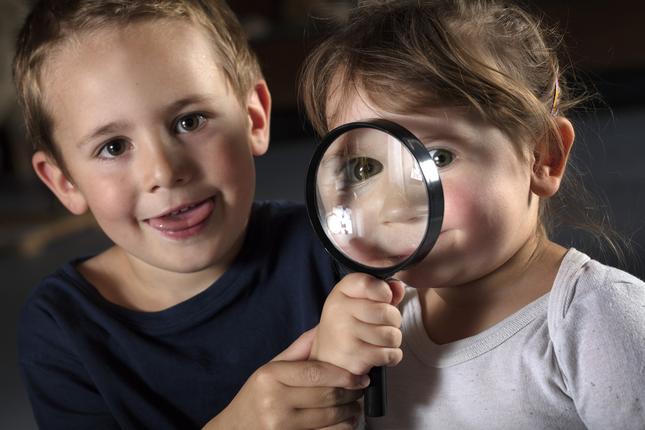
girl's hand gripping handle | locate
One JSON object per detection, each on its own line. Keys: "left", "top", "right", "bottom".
{"left": 310, "top": 273, "right": 405, "bottom": 417}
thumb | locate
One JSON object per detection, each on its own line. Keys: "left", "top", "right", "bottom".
{"left": 386, "top": 278, "right": 406, "bottom": 306}
{"left": 271, "top": 327, "right": 317, "bottom": 362}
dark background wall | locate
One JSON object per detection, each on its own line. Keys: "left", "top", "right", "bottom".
{"left": 1, "top": 1, "right": 644, "bottom": 428}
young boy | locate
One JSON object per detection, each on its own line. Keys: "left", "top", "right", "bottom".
{"left": 14, "top": 1, "right": 403, "bottom": 428}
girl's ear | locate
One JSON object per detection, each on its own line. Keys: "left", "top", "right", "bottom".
{"left": 246, "top": 80, "right": 271, "bottom": 157}
{"left": 32, "top": 151, "right": 88, "bottom": 215}
{"left": 530, "top": 117, "right": 575, "bottom": 197}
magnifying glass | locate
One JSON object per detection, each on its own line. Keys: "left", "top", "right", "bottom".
{"left": 305, "top": 118, "right": 444, "bottom": 417}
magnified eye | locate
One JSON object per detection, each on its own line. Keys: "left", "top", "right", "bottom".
{"left": 98, "top": 139, "right": 128, "bottom": 158}
{"left": 429, "top": 149, "right": 454, "bottom": 167}
{"left": 175, "top": 113, "right": 207, "bottom": 134}
{"left": 345, "top": 157, "right": 384, "bottom": 184}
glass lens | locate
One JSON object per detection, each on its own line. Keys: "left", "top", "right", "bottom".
{"left": 315, "top": 128, "right": 430, "bottom": 269}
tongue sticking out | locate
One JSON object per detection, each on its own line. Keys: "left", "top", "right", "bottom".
{"left": 147, "top": 198, "right": 214, "bottom": 231}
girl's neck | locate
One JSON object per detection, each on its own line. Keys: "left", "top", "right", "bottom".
{"left": 418, "top": 238, "right": 567, "bottom": 345}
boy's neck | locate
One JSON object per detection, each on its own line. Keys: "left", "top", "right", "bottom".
{"left": 78, "top": 245, "right": 232, "bottom": 312}
{"left": 417, "top": 238, "right": 567, "bottom": 345}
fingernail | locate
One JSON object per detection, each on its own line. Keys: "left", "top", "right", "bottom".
{"left": 385, "top": 277, "right": 404, "bottom": 288}
{"left": 360, "top": 374, "right": 370, "bottom": 387}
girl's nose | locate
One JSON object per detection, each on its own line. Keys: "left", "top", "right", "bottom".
{"left": 378, "top": 178, "right": 428, "bottom": 224}
{"left": 139, "top": 136, "right": 193, "bottom": 192}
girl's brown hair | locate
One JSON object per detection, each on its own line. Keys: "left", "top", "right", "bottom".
{"left": 299, "top": 0, "right": 628, "bottom": 263}
{"left": 13, "top": 0, "right": 261, "bottom": 169}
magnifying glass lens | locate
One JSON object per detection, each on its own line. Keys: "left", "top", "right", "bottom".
{"left": 315, "top": 128, "right": 430, "bottom": 270}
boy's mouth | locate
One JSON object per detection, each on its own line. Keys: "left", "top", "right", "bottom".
{"left": 145, "top": 197, "right": 215, "bottom": 237}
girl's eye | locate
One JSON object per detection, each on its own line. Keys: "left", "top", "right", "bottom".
{"left": 345, "top": 157, "right": 384, "bottom": 184}
{"left": 175, "top": 113, "right": 207, "bottom": 134}
{"left": 98, "top": 139, "right": 128, "bottom": 158}
{"left": 429, "top": 149, "right": 454, "bottom": 168}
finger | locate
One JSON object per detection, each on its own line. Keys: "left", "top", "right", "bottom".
{"left": 354, "top": 320, "right": 402, "bottom": 348}
{"left": 336, "top": 341, "right": 403, "bottom": 376}
{"left": 270, "top": 360, "right": 370, "bottom": 389}
{"left": 338, "top": 273, "right": 393, "bottom": 303}
{"left": 351, "top": 300, "right": 401, "bottom": 327}
{"left": 386, "top": 278, "right": 406, "bottom": 306}
{"left": 353, "top": 341, "right": 403, "bottom": 369}
{"left": 294, "top": 401, "right": 362, "bottom": 429}
{"left": 319, "top": 417, "right": 360, "bottom": 430}
{"left": 272, "top": 328, "right": 317, "bottom": 362}
{"left": 287, "top": 387, "right": 363, "bottom": 409}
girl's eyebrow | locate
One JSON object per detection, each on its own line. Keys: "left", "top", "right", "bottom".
{"left": 419, "top": 130, "right": 471, "bottom": 144}
{"left": 399, "top": 115, "right": 479, "bottom": 146}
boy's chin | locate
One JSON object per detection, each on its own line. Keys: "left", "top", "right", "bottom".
{"left": 132, "top": 247, "right": 231, "bottom": 275}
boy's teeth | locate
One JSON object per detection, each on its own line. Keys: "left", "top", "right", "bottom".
{"left": 169, "top": 203, "right": 196, "bottom": 217}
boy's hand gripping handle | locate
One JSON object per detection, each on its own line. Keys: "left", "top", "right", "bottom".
{"left": 365, "top": 365, "right": 387, "bottom": 417}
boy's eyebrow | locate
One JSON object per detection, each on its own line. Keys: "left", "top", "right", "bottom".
{"left": 77, "top": 121, "right": 130, "bottom": 148}
{"left": 164, "top": 95, "right": 215, "bottom": 114}
{"left": 76, "top": 95, "right": 215, "bottom": 148}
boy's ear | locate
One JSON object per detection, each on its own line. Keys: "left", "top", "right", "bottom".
{"left": 246, "top": 80, "right": 271, "bottom": 156}
{"left": 530, "top": 117, "right": 575, "bottom": 197}
{"left": 32, "top": 151, "right": 88, "bottom": 215}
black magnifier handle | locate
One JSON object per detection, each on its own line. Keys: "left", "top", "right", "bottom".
{"left": 365, "top": 366, "right": 387, "bottom": 417}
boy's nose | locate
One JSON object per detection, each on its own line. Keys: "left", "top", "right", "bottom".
{"left": 140, "top": 138, "right": 193, "bottom": 192}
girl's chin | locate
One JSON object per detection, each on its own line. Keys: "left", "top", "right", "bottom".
{"left": 395, "top": 264, "right": 455, "bottom": 289}
{"left": 393, "top": 269, "right": 427, "bottom": 288}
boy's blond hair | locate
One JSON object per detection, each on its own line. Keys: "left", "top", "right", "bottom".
{"left": 13, "top": 0, "right": 261, "bottom": 169}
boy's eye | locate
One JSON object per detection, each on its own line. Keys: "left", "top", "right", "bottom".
{"left": 429, "top": 149, "right": 454, "bottom": 168}
{"left": 175, "top": 113, "right": 207, "bottom": 134}
{"left": 98, "top": 139, "right": 128, "bottom": 158}
{"left": 345, "top": 157, "right": 384, "bottom": 184}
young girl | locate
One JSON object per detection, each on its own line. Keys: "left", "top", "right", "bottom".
{"left": 303, "top": 0, "right": 645, "bottom": 428}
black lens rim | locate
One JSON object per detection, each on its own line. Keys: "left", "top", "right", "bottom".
{"left": 305, "top": 118, "right": 444, "bottom": 279}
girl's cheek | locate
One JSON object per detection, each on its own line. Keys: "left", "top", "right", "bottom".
{"left": 441, "top": 179, "right": 473, "bottom": 220}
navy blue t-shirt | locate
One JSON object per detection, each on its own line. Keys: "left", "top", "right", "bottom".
{"left": 18, "top": 202, "right": 339, "bottom": 429}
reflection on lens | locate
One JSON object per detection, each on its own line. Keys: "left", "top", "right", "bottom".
{"left": 326, "top": 206, "right": 353, "bottom": 235}
{"left": 315, "top": 128, "right": 430, "bottom": 269}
